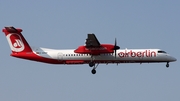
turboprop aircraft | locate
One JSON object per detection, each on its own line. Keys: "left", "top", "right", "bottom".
{"left": 2, "top": 26, "right": 177, "bottom": 74}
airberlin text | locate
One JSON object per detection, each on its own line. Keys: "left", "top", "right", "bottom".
{"left": 118, "top": 50, "right": 156, "bottom": 58}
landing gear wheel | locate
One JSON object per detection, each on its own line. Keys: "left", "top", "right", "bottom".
{"left": 91, "top": 69, "right": 96, "bottom": 74}
{"left": 166, "top": 62, "right": 169, "bottom": 68}
{"left": 89, "top": 62, "right": 95, "bottom": 67}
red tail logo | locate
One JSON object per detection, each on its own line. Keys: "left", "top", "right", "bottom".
{"left": 7, "top": 33, "right": 25, "bottom": 52}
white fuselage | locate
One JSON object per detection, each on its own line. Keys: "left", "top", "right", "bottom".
{"left": 32, "top": 47, "right": 176, "bottom": 63}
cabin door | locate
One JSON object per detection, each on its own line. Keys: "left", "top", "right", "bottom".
{"left": 57, "top": 52, "right": 63, "bottom": 60}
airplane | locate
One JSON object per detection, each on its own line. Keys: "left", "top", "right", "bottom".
{"left": 2, "top": 26, "right": 177, "bottom": 74}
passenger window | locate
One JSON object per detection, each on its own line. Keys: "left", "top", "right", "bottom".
{"left": 36, "top": 52, "right": 40, "bottom": 54}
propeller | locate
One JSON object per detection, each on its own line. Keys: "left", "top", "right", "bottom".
{"left": 113, "top": 38, "right": 120, "bottom": 58}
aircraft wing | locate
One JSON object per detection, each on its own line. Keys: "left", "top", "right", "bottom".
{"left": 85, "top": 34, "right": 101, "bottom": 48}
{"left": 74, "top": 33, "right": 116, "bottom": 55}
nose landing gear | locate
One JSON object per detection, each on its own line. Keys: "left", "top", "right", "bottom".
{"left": 166, "top": 62, "right": 169, "bottom": 68}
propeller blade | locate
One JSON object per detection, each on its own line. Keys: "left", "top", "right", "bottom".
{"left": 115, "top": 38, "right": 117, "bottom": 58}
{"left": 114, "top": 38, "right": 120, "bottom": 58}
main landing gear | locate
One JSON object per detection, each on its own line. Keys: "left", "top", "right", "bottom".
{"left": 89, "top": 62, "right": 95, "bottom": 67}
{"left": 89, "top": 62, "right": 99, "bottom": 74}
{"left": 89, "top": 55, "right": 99, "bottom": 74}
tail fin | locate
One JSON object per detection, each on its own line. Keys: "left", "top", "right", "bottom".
{"left": 2, "top": 26, "right": 32, "bottom": 53}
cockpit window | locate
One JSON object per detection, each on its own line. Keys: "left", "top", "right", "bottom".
{"left": 158, "top": 50, "right": 167, "bottom": 53}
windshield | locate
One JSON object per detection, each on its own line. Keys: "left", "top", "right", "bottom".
{"left": 158, "top": 50, "right": 167, "bottom": 53}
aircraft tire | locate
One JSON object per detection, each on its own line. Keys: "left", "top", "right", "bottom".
{"left": 166, "top": 62, "right": 169, "bottom": 68}
{"left": 89, "top": 62, "right": 95, "bottom": 67}
{"left": 91, "top": 69, "right": 96, "bottom": 74}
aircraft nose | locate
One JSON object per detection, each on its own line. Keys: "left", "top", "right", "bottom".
{"left": 170, "top": 56, "right": 177, "bottom": 62}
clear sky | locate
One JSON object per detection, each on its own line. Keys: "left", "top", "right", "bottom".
{"left": 0, "top": 0, "right": 179, "bottom": 101}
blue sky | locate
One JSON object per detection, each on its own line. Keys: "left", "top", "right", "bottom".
{"left": 0, "top": 0, "right": 179, "bottom": 101}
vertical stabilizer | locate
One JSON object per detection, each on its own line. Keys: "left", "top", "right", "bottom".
{"left": 2, "top": 26, "right": 32, "bottom": 53}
